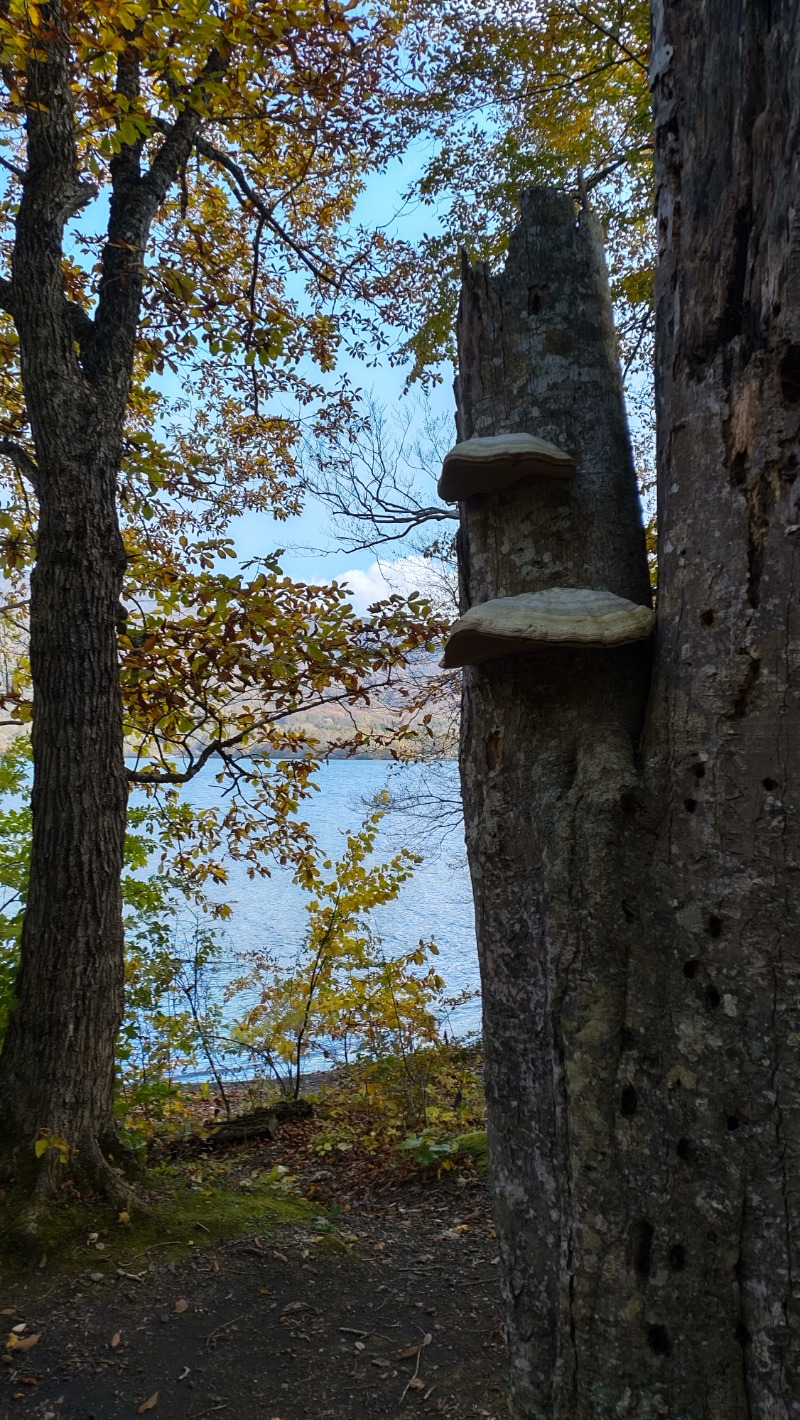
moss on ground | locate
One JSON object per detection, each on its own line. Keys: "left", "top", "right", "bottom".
{"left": 0, "top": 1158, "right": 319, "bottom": 1297}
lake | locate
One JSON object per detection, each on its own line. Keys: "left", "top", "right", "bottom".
{"left": 138, "top": 758, "right": 481, "bottom": 1069}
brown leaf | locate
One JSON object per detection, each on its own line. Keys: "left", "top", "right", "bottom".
{"left": 272, "top": 1251, "right": 288, "bottom": 1263}
{"left": 408, "top": 1376, "right": 425, "bottom": 1391}
{"left": 110, "top": 1332, "right": 121, "bottom": 1349}
{"left": 174, "top": 1299, "right": 189, "bottom": 1315}
{"left": 9, "top": 1334, "right": 40, "bottom": 1353}
{"left": 138, "top": 1392, "right": 159, "bottom": 1413}
{"left": 397, "top": 1344, "right": 420, "bottom": 1360}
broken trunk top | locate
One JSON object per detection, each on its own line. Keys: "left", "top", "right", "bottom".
{"left": 437, "top": 433, "right": 576, "bottom": 502}
{"left": 441, "top": 587, "right": 655, "bottom": 668}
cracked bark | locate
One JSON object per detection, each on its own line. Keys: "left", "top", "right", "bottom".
{"left": 456, "top": 3, "right": 800, "bottom": 1412}
{"left": 0, "top": 6, "right": 223, "bottom": 1195}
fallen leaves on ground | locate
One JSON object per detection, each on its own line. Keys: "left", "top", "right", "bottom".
{"left": 5, "top": 1333, "right": 40, "bottom": 1353}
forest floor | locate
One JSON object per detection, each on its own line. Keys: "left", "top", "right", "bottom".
{"left": 0, "top": 1109, "right": 506, "bottom": 1420}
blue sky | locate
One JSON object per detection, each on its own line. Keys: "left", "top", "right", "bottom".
{"left": 226, "top": 149, "right": 458, "bottom": 610}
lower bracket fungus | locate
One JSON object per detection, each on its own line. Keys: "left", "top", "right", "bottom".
{"left": 441, "top": 587, "right": 655, "bottom": 668}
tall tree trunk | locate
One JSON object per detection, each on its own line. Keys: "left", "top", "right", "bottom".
{"left": 0, "top": 435, "right": 129, "bottom": 1196}
{"left": 0, "top": 7, "right": 131, "bottom": 1193}
{"left": 0, "top": 1, "right": 201, "bottom": 1199}
{"left": 455, "top": 3, "right": 800, "bottom": 1413}
{"left": 637, "top": 2, "right": 800, "bottom": 1412}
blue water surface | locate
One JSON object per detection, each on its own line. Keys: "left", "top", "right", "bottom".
{"left": 138, "top": 758, "right": 481, "bottom": 1061}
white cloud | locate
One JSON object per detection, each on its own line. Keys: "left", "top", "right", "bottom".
{"left": 334, "top": 556, "right": 456, "bottom": 618}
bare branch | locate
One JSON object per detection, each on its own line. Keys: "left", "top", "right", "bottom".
{"left": 0, "top": 153, "right": 25, "bottom": 181}
{"left": 305, "top": 396, "right": 458, "bottom": 554}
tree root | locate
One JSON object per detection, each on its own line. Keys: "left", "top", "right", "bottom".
{"left": 0, "top": 1127, "right": 152, "bottom": 1223}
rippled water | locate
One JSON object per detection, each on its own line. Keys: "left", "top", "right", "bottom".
{"left": 154, "top": 758, "right": 481, "bottom": 1050}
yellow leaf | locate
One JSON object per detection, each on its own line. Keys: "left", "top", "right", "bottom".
{"left": 6, "top": 1333, "right": 40, "bottom": 1353}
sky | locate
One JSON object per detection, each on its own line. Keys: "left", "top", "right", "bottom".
{"left": 225, "top": 151, "right": 459, "bottom": 616}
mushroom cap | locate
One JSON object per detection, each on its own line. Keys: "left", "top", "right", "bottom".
{"left": 438, "top": 433, "right": 575, "bottom": 502}
{"left": 441, "top": 588, "right": 655, "bottom": 668}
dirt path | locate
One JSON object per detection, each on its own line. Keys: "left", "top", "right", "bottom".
{"left": 1, "top": 1179, "right": 505, "bottom": 1419}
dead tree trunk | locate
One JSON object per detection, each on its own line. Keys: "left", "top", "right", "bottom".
{"left": 452, "top": 2, "right": 800, "bottom": 1414}
{"left": 452, "top": 189, "right": 654, "bottom": 1415}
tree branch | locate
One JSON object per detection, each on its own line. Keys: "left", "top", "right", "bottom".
{"left": 0, "top": 274, "right": 96, "bottom": 359}
{"left": 189, "top": 130, "right": 338, "bottom": 287}
{"left": 561, "top": 1, "right": 650, "bottom": 73}
{"left": 0, "top": 153, "right": 25, "bottom": 181}
{"left": 126, "top": 730, "right": 250, "bottom": 786}
{"left": 90, "top": 45, "right": 229, "bottom": 394}
{"left": 125, "top": 670, "right": 431, "bottom": 786}
{"left": 0, "top": 438, "right": 39, "bottom": 489}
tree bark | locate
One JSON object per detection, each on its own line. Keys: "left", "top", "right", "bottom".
{"left": 0, "top": 6, "right": 131, "bottom": 1194}
{"left": 0, "top": 6, "right": 217, "bottom": 1198}
{"left": 0, "top": 446, "right": 129, "bottom": 1191}
{"left": 456, "top": 3, "right": 800, "bottom": 1410}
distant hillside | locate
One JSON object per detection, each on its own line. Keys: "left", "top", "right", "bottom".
{"left": 0, "top": 660, "right": 459, "bottom": 762}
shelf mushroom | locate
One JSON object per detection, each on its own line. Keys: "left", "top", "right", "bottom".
{"left": 437, "top": 433, "right": 576, "bottom": 502}
{"left": 441, "top": 587, "right": 656, "bottom": 668}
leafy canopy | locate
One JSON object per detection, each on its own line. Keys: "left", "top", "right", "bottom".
{"left": 406, "top": 0, "right": 652, "bottom": 381}
{"left": 0, "top": 0, "right": 447, "bottom": 881}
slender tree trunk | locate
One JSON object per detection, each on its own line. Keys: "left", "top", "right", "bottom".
{"left": 456, "top": 4, "right": 800, "bottom": 1415}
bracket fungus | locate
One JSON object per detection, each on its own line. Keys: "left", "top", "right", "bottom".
{"left": 437, "top": 433, "right": 576, "bottom": 502}
{"left": 441, "top": 587, "right": 656, "bottom": 668}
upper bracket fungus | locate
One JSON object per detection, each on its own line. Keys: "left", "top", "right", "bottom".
{"left": 441, "top": 587, "right": 655, "bottom": 668}
{"left": 437, "top": 433, "right": 576, "bottom": 502}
